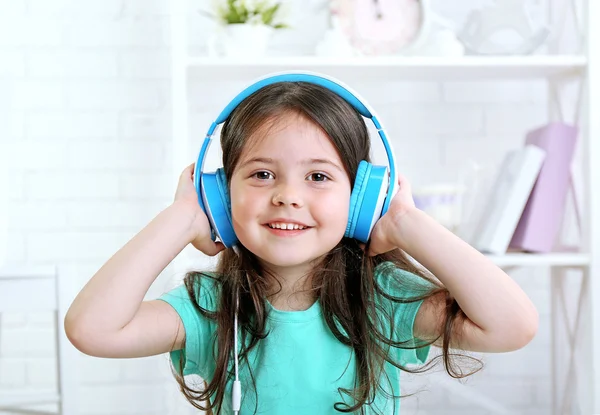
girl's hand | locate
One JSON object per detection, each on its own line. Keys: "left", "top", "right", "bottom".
{"left": 366, "top": 173, "right": 416, "bottom": 256}
{"left": 174, "top": 163, "right": 225, "bottom": 256}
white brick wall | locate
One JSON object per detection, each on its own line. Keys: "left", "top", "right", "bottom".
{"left": 1, "top": 1, "right": 567, "bottom": 414}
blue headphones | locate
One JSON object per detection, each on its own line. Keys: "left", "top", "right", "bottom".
{"left": 194, "top": 71, "right": 398, "bottom": 248}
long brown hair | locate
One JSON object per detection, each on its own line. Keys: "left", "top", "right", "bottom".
{"left": 171, "top": 82, "right": 479, "bottom": 414}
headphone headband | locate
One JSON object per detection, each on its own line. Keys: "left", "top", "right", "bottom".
{"left": 195, "top": 71, "right": 398, "bottom": 230}
{"left": 215, "top": 73, "right": 374, "bottom": 123}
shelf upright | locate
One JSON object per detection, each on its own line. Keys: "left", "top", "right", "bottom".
{"left": 585, "top": 0, "right": 599, "bottom": 412}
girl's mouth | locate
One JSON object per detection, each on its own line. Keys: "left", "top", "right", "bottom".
{"left": 263, "top": 222, "right": 312, "bottom": 237}
{"left": 267, "top": 222, "right": 308, "bottom": 230}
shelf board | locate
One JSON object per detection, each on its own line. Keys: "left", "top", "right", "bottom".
{"left": 485, "top": 252, "right": 590, "bottom": 268}
{"left": 186, "top": 55, "right": 587, "bottom": 81}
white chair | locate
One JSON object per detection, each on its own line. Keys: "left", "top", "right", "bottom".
{"left": 0, "top": 265, "right": 77, "bottom": 415}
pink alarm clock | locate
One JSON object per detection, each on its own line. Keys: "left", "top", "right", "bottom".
{"left": 334, "top": 0, "right": 425, "bottom": 55}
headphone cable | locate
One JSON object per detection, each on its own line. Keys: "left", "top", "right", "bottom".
{"left": 233, "top": 291, "right": 241, "bottom": 413}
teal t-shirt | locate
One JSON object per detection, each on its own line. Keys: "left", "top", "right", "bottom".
{"left": 158, "top": 263, "right": 432, "bottom": 415}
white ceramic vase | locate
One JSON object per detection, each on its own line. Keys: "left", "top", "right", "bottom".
{"left": 223, "top": 24, "right": 273, "bottom": 58}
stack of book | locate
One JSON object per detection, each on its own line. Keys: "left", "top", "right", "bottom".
{"left": 472, "top": 122, "right": 578, "bottom": 255}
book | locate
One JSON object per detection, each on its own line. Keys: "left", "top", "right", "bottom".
{"left": 509, "top": 122, "right": 578, "bottom": 253}
{"left": 473, "top": 145, "right": 546, "bottom": 255}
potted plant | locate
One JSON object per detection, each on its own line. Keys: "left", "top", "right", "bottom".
{"left": 204, "top": 0, "right": 288, "bottom": 57}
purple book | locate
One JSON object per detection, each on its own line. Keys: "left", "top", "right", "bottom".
{"left": 509, "top": 122, "right": 578, "bottom": 253}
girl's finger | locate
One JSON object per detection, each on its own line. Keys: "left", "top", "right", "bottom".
{"left": 397, "top": 173, "right": 411, "bottom": 192}
{"left": 180, "top": 163, "right": 194, "bottom": 180}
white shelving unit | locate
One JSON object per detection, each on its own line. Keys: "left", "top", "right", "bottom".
{"left": 170, "top": 1, "right": 599, "bottom": 414}
{"left": 186, "top": 55, "right": 587, "bottom": 81}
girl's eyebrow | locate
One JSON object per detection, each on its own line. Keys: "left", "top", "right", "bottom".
{"left": 240, "top": 157, "right": 344, "bottom": 173}
{"left": 302, "top": 158, "right": 344, "bottom": 173}
{"left": 239, "top": 157, "right": 274, "bottom": 169}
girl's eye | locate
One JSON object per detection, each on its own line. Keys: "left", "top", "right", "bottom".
{"left": 253, "top": 171, "right": 273, "bottom": 180}
{"left": 307, "top": 173, "right": 329, "bottom": 182}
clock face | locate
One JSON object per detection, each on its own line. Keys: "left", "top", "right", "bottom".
{"left": 335, "top": 0, "right": 423, "bottom": 55}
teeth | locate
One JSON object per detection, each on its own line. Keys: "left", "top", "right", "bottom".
{"left": 268, "top": 222, "right": 307, "bottom": 230}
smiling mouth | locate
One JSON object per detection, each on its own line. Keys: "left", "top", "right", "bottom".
{"left": 265, "top": 222, "right": 312, "bottom": 231}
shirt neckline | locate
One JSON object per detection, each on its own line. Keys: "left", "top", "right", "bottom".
{"left": 265, "top": 298, "right": 322, "bottom": 322}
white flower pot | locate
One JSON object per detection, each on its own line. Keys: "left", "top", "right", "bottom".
{"left": 223, "top": 24, "right": 273, "bottom": 58}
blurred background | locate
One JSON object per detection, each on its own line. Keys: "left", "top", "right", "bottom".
{"left": 0, "top": 0, "right": 598, "bottom": 414}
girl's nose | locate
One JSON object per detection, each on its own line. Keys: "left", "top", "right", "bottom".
{"left": 271, "top": 184, "right": 304, "bottom": 208}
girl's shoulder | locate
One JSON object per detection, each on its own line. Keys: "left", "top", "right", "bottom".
{"left": 373, "top": 261, "right": 434, "bottom": 364}
{"left": 373, "top": 261, "right": 436, "bottom": 299}
{"left": 161, "top": 271, "right": 222, "bottom": 313}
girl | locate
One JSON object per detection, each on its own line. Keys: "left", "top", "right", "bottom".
{"left": 65, "top": 76, "right": 539, "bottom": 415}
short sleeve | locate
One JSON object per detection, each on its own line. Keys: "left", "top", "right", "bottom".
{"left": 374, "top": 262, "right": 434, "bottom": 366}
{"left": 157, "top": 275, "right": 219, "bottom": 377}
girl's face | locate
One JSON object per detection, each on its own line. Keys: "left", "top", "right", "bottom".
{"left": 229, "top": 112, "right": 352, "bottom": 276}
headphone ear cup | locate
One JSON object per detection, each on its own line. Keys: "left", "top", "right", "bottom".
{"left": 215, "top": 168, "right": 232, "bottom": 219}
{"left": 345, "top": 160, "right": 371, "bottom": 239}
{"left": 354, "top": 165, "right": 389, "bottom": 243}
{"left": 346, "top": 161, "right": 389, "bottom": 243}
{"left": 200, "top": 168, "right": 238, "bottom": 248}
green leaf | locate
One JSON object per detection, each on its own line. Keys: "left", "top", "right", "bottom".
{"left": 212, "top": 0, "right": 287, "bottom": 27}
{"left": 228, "top": 4, "right": 242, "bottom": 23}
{"left": 261, "top": 3, "right": 279, "bottom": 25}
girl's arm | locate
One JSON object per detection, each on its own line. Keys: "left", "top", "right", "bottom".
{"left": 395, "top": 207, "right": 539, "bottom": 352}
{"left": 65, "top": 201, "right": 192, "bottom": 357}
{"left": 64, "top": 164, "right": 224, "bottom": 358}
